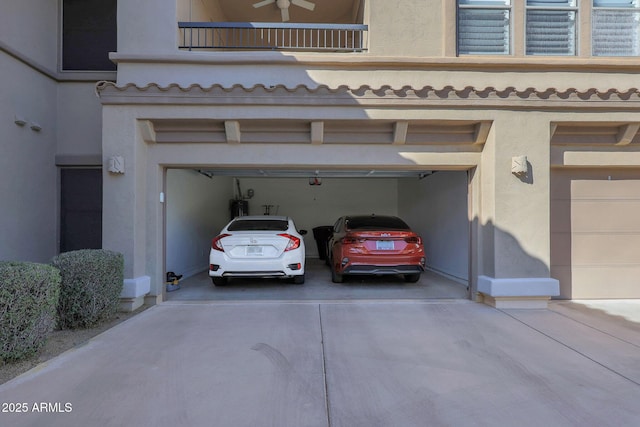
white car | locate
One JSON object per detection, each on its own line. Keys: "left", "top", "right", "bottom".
{"left": 209, "top": 216, "right": 307, "bottom": 286}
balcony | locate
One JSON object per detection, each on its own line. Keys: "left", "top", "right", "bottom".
{"left": 178, "top": 22, "right": 368, "bottom": 53}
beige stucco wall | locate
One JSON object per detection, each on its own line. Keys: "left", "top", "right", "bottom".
{"left": 118, "top": 0, "right": 177, "bottom": 54}
{"left": 0, "top": 0, "right": 58, "bottom": 71}
{"left": 491, "top": 113, "right": 552, "bottom": 279}
{"left": 56, "top": 83, "right": 104, "bottom": 159}
{"left": 367, "top": 0, "right": 442, "bottom": 57}
{"left": 0, "top": 53, "right": 59, "bottom": 262}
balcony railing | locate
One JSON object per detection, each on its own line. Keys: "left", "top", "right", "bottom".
{"left": 178, "top": 22, "right": 368, "bottom": 53}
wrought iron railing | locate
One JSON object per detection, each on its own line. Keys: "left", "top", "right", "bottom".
{"left": 178, "top": 22, "right": 368, "bottom": 52}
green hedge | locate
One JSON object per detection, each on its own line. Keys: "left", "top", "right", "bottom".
{"left": 52, "top": 249, "right": 124, "bottom": 329}
{"left": 0, "top": 262, "right": 61, "bottom": 362}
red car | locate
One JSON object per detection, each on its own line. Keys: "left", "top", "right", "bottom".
{"left": 327, "top": 215, "right": 426, "bottom": 283}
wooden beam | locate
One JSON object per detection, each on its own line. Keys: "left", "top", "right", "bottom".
{"left": 225, "top": 120, "right": 241, "bottom": 144}
{"left": 393, "top": 121, "right": 408, "bottom": 145}
{"left": 616, "top": 123, "right": 640, "bottom": 146}
{"left": 473, "top": 121, "right": 492, "bottom": 145}
{"left": 311, "top": 121, "right": 324, "bottom": 145}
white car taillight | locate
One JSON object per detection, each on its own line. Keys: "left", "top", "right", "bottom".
{"left": 211, "top": 234, "right": 231, "bottom": 252}
{"left": 278, "top": 233, "right": 301, "bottom": 251}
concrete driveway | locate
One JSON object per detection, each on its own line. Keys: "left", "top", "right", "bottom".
{"left": 1, "top": 300, "right": 639, "bottom": 427}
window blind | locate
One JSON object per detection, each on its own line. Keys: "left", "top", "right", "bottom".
{"left": 593, "top": 1, "right": 640, "bottom": 56}
{"left": 458, "top": 3, "right": 511, "bottom": 55}
{"left": 526, "top": 1, "right": 576, "bottom": 56}
{"left": 526, "top": 11, "right": 576, "bottom": 55}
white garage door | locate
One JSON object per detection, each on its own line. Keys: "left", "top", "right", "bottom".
{"left": 551, "top": 169, "right": 640, "bottom": 299}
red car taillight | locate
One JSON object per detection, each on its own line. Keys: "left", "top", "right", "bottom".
{"left": 211, "top": 234, "right": 231, "bottom": 252}
{"left": 341, "top": 235, "right": 358, "bottom": 244}
{"left": 278, "top": 234, "right": 301, "bottom": 251}
{"left": 404, "top": 236, "right": 422, "bottom": 245}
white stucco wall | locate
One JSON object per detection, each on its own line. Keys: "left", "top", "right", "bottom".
{"left": 166, "top": 170, "right": 232, "bottom": 278}
{"left": 398, "top": 171, "right": 469, "bottom": 283}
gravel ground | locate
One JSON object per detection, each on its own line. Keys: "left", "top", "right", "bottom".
{"left": 0, "top": 305, "right": 150, "bottom": 385}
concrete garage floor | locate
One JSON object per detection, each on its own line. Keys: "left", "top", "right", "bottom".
{"left": 166, "top": 258, "right": 469, "bottom": 301}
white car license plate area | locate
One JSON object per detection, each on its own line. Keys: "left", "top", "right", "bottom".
{"left": 376, "top": 240, "right": 394, "bottom": 250}
{"left": 246, "top": 246, "right": 263, "bottom": 256}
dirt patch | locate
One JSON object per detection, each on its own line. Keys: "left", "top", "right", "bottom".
{"left": 0, "top": 305, "right": 150, "bottom": 385}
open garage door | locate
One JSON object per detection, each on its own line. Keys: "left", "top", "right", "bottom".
{"left": 551, "top": 169, "right": 640, "bottom": 299}
{"left": 164, "top": 167, "right": 470, "bottom": 301}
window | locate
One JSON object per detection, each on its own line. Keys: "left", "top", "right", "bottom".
{"left": 592, "top": 0, "right": 640, "bottom": 56}
{"left": 458, "top": 1, "right": 512, "bottom": 55}
{"left": 60, "top": 169, "right": 102, "bottom": 252}
{"left": 62, "top": 0, "right": 117, "bottom": 71}
{"left": 526, "top": 1, "right": 577, "bottom": 55}
{"left": 228, "top": 219, "right": 289, "bottom": 232}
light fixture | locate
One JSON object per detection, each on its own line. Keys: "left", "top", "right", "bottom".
{"left": 30, "top": 122, "right": 42, "bottom": 132}
{"left": 14, "top": 115, "right": 27, "bottom": 126}
{"left": 108, "top": 156, "right": 125, "bottom": 174}
{"left": 511, "top": 156, "right": 528, "bottom": 177}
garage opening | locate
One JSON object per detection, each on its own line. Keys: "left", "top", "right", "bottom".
{"left": 164, "top": 167, "right": 470, "bottom": 301}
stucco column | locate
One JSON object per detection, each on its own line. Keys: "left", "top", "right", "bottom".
{"left": 477, "top": 113, "right": 559, "bottom": 308}
{"left": 102, "top": 107, "right": 152, "bottom": 309}
{"left": 116, "top": 0, "right": 177, "bottom": 57}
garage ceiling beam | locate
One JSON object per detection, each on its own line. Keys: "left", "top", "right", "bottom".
{"left": 225, "top": 121, "right": 241, "bottom": 144}
{"left": 616, "top": 123, "right": 640, "bottom": 146}
{"left": 311, "top": 121, "right": 324, "bottom": 144}
{"left": 473, "top": 121, "right": 492, "bottom": 145}
{"left": 393, "top": 121, "right": 408, "bottom": 145}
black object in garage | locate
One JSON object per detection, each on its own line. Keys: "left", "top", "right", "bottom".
{"left": 313, "top": 226, "right": 334, "bottom": 260}
{"left": 230, "top": 199, "right": 249, "bottom": 220}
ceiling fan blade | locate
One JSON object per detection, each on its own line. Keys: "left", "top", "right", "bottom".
{"left": 291, "top": 0, "right": 315, "bottom": 11}
{"left": 281, "top": 7, "right": 290, "bottom": 21}
{"left": 253, "top": 0, "right": 275, "bottom": 8}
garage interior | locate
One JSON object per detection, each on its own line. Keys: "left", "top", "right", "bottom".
{"left": 164, "top": 167, "right": 470, "bottom": 301}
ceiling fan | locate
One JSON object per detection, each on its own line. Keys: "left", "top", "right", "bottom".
{"left": 253, "top": 0, "right": 316, "bottom": 22}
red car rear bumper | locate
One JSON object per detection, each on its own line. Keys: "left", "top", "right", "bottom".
{"left": 337, "top": 254, "right": 426, "bottom": 275}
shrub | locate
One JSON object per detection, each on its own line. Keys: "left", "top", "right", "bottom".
{"left": 52, "top": 249, "right": 124, "bottom": 329}
{"left": 0, "top": 262, "right": 61, "bottom": 362}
